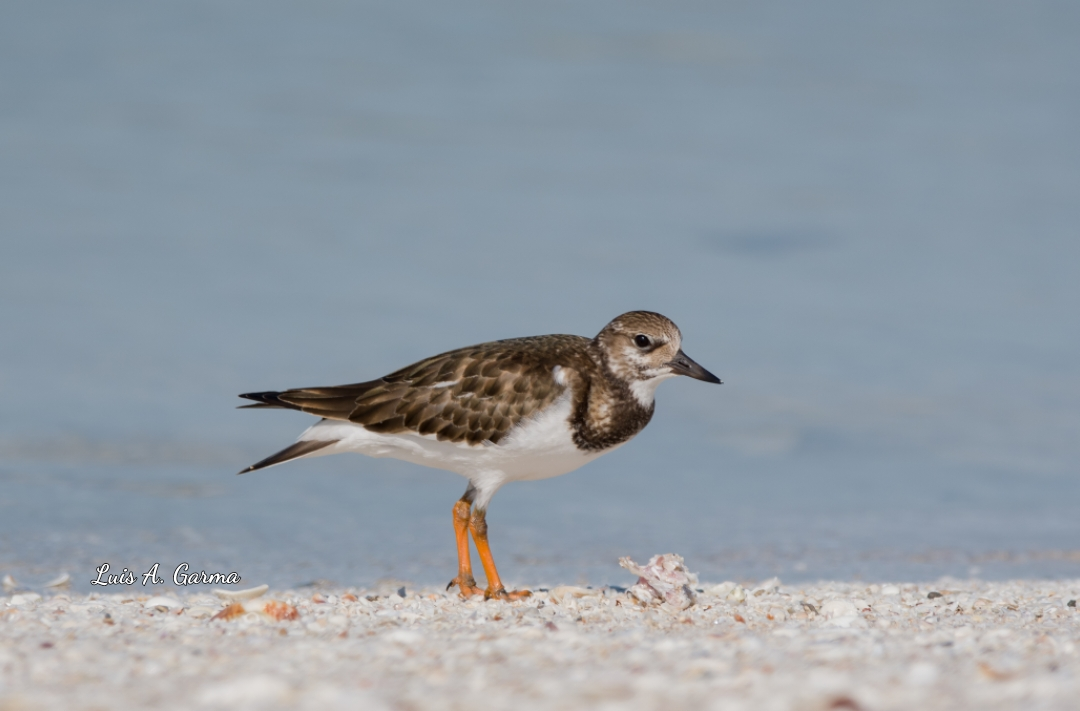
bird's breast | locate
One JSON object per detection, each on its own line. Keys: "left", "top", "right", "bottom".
{"left": 570, "top": 379, "right": 655, "bottom": 452}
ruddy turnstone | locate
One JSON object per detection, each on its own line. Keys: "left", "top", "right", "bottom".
{"left": 239, "top": 311, "right": 720, "bottom": 600}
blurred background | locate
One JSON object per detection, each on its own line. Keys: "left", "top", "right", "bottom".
{"left": 1, "top": 1, "right": 1078, "bottom": 592}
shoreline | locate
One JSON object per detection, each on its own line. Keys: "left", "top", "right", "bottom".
{"left": 3, "top": 577, "right": 1078, "bottom": 710}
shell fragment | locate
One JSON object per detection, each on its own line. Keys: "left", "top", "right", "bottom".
{"left": 213, "top": 584, "right": 269, "bottom": 601}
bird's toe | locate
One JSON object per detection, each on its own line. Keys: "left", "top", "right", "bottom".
{"left": 485, "top": 587, "right": 532, "bottom": 601}
{"left": 449, "top": 576, "right": 484, "bottom": 598}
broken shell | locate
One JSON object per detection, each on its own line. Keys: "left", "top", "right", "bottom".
{"left": 767, "top": 606, "right": 788, "bottom": 622}
{"left": 627, "top": 583, "right": 662, "bottom": 606}
{"left": 820, "top": 600, "right": 858, "bottom": 618}
{"left": 43, "top": 573, "right": 71, "bottom": 589}
{"left": 708, "top": 582, "right": 736, "bottom": 597}
{"left": 210, "top": 600, "right": 300, "bottom": 622}
{"left": 261, "top": 601, "right": 299, "bottom": 621}
{"left": 753, "top": 577, "right": 781, "bottom": 595}
{"left": 211, "top": 603, "right": 246, "bottom": 621}
{"left": 619, "top": 554, "right": 698, "bottom": 610}
{"left": 9, "top": 593, "right": 42, "bottom": 605}
{"left": 185, "top": 606, "right": 217, "bottom": 619}
{"left": 549, "top": 586, "right": 598, "bottom": 604}
{"left": 213, "top": 584, "right": 269, "bottom": 601}
{"left": 144, "top": 596, "right": 184, "bottom": 611}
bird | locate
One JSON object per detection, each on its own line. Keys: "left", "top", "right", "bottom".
{"left": 238, "top": 311, "right": 721, "bottom": 600}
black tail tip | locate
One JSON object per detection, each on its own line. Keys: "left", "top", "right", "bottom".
{"left": 239, "top": 391, "right": 284, "bottom": 405}
{"left": 238, "top": 391, "right": 291, "bottom": 409}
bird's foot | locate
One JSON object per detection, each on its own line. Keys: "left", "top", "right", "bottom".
{"left": 448, "top": 575, "right": 484, "bottom": 598}
{"left": 485, "top": 586, "right": 532, "bottom": 601}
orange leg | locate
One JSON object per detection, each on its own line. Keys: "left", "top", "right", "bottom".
{"left": 469, "top": 508, "right": 531, "bottom": 601}
{"left": 447, "top": 498, "right": 484, "bottom": 597}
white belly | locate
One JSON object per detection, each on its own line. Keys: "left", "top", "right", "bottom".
{"left": 296, "top": 393, "right": 623, "bottom": 508}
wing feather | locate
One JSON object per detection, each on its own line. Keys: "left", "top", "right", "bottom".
{"left": 242, "top": 335, "right": 591, "bottom": 446}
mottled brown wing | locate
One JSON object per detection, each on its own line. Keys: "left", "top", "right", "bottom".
{"left": 268, "top": 335, "right": 591, "bottom": 446}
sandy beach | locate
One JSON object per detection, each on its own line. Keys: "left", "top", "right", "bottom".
{"left": 2, "top": 576, "right": 1077, "bottom": 710}
{"left": 3, "top": 5, "right": 1079, "bottom": 711}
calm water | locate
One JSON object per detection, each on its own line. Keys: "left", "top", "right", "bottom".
{"left": 2, "top": 1, "right": 1079, "bottom": 592}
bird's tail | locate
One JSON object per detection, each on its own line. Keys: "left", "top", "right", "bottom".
{"left": 238, "top": 440, "right": 337, "bottom": 474}
{"left": 237, "top": 391, "right": 295, "bottom": 410}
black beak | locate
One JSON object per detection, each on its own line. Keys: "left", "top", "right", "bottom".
{"left": 666, "top": 349, "right": 722, "bottom": 384}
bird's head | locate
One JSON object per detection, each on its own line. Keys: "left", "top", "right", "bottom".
{"left": 595, "top": 311, "right": 721, "bottom": 406}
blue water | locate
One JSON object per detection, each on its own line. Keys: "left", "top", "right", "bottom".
{"left": 2, "top": 1, "right": 1079, "bottom": 592}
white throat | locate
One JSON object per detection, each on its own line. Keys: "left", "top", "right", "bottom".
{"left": 628, "top": 372, "right": 678, "bottom": 407}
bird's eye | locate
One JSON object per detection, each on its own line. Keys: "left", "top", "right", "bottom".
{"left": 634, "top": 334, "right": 651, "bottom": 348}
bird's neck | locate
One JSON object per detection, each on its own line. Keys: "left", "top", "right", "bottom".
{"left": 569, "top": 353, "right": 655, "bottom": 452}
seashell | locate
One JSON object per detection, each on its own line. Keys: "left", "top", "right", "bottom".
{"left": 211, "top": 602, "right": 246, "bottom": 621}
{"left": 43, "top": 573, "right": 71, "bottom": 589}
{"left": 619, "top": 554, "right": 698, "bottom": 611}
{"left": 144, "top": 596, "right": 183, "bottom": 611}
{"left": 549, "top": 586, "right": 598, "bottom": 604}
{"left": 767, "top": 606, "right": 788, "bottom": 621}
{"left": 820, "top": 600, "right": 858, "bottom": 618}
{"left": 210, "top": 599, "right": 299, "bottom": 622}
{"left": 627, "top": 583, "right": 662, "bottom": 606}
{"left": 213, "top": 584, "right": 269, "bottom": 601}
{"left": 9, "top": 593, "right": 41, "bottom": 605}
{"left": 185, "top": 606, "right": 217, "bottom": 619}
{"left": 752, "top": 577, "right": 781, "bottom": 595}
{"left": 260, "top": 600, "right": 299, "bottom": 621}
{"left": 708, "top": 582, "right": 737, "bottom": 597}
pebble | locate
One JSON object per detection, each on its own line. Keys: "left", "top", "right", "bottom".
{"left": 1, "top": 578, "right": 1077, "bottom": 710}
